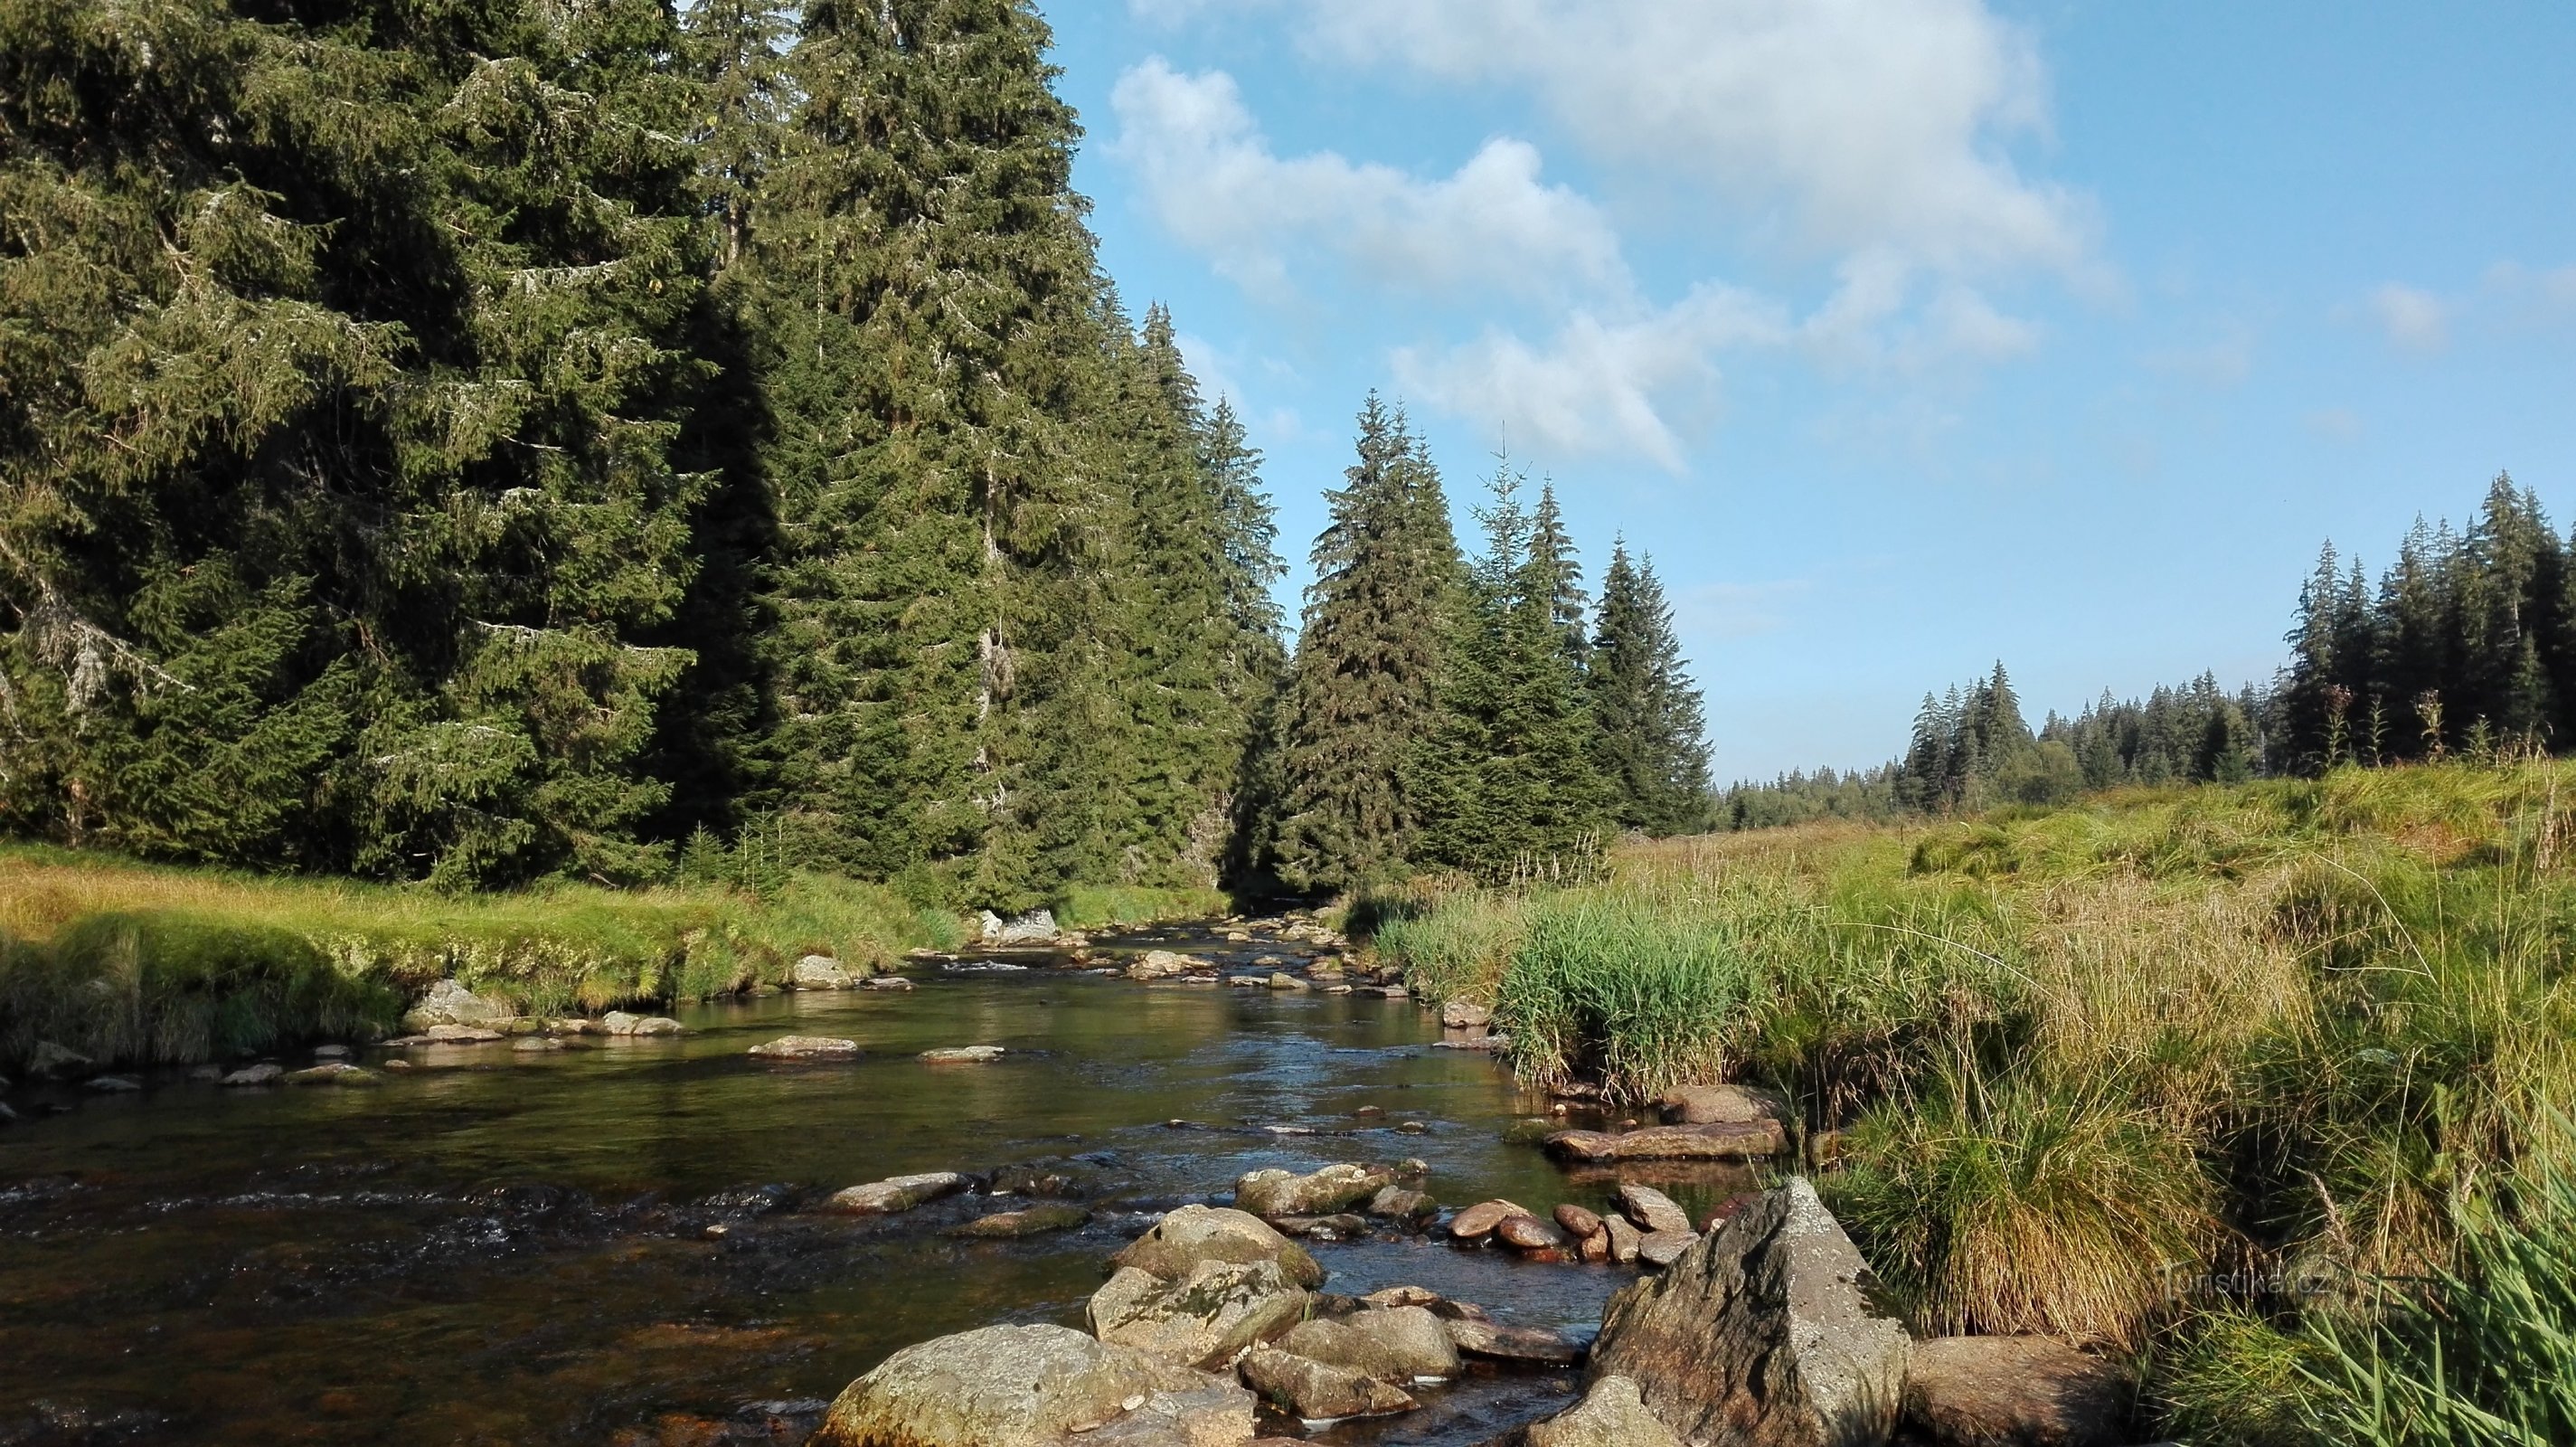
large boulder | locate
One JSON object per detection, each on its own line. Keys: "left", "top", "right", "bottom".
{"left": 813, "top": 1322, "right": 1250, "bottom": 1447}
{"left": 1901, "top": 1337, "right": 2133, "bottom": 1447}
{"left": 1111, "top": 1206, "right": 1323, "bottom": 1289}
{"left": 1233, "top": 1164, "right": 1389, "bottom": 1220}
{"left": 1439, "top": 1000, "right": 1493, "bottom": 1029}
{"left": 1590, "top": 1177, "right": 1907, "bottom": 1447}
{"left": 1545, "top": 1121, "right": 1786, "bottom": 1163}
{"left": 1661, "top": 1082, "right": 1793, "bottom": 1128}
{"left": 1236, "top": 1346, "right": 1415, "bottom": 1423}
{"left": 602, "top": 1011, "right": 684, "bottom": 1036}
{"left": 1089, "top": 1260, "right": 1308, "bottom": 1369}
{"left": 986, "top": 910, "right": 1061, "bottom": 948}
{"left": 1523, "top": 1376, "right": 1684, "bottom": 1447}
{"left": 794, "top": 955, "right": 858, "bottom": 990}
{"left": 826, "top": 1172, "right": 977, "bottom": 1215}
{"left": 401, "top": 979, "right": 515, "bottom": 1031}
{"left": 1277, "top": 1308, "right": 1458, "bottom": 1381}
{"left": 1128, "top": 950, "right": 1194, "bottom": 980}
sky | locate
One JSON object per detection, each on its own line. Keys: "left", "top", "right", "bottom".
{"left": 1043, "top": 1, "right": 2576, "bottom": 781}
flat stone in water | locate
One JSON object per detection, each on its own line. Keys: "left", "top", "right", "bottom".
{"left": 920, "top": 1045, "right": 1006, "bottom": 1064}
{"left": 749, "top": 1036, "right": 861, "bottom": 1059}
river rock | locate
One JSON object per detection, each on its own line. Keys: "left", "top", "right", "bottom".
{"left": 1360, "top": 1285, "right": 1441, "bottom": 1309}
{"left": 221, "top": 1064, "right": 284, "bottom": 1087}
{"left": 1129, "top": 950, "right": 1193, "bottom": 980}
{"left": 1111, "top": 1205, "right": 1325, "bottom": 1289}
{"left": 1636, "top": 1229, "right": 1697, "bottom": 1268}
{"left": 1553, "top": 1204, "right": 1604, "bottom": 1238}
{"left": 1603, "top": 1215, "right": 1643, "bottom": 1264}
{"left": 1448, "top": 1199, "right": 1533, "bottom": 1241}
{"left": 1273, "top": 1213, "right": 1369, "bottom": 1241}
{"left": 1546, "top": 1121, "right": 1786, "bottom": 1163}
{"left": 1444, "top": 1319, "right": 1585, "bottom": 1366}
{"left": 862, "top": 976, "right": 916, "bottom": 991}
{"left": 1234, "top": 1163, "right": 1390, "bottom": 1219}
{"left": 513, "top": 1036, "right": 563, "bottom": 1053}
{"left": 1082, "top": 1380, "right": 1260, "bottom": 1447}
{"left": 1365, "top": 1186, "right": 1437, "bottom": 1223}
{"left": 425, "top": 1023, "right": 505, "bottom": 1043}
{"left": 920, "top": 1045, "right": 1006, "bottom": 1064}
{"left": 313, "top": 1044, "right": 351, "bottom": 1060}
{"left": 87, "top": 1074, "right": 141, "bottom": 1092}
{"left": 601, "top": 1011, "right": 684, "bottom": 1036}
{"left": 1615, "top": 1185, "right": 1694, "bottom": 1235}
{"left": 984, "top": 910, "right": 1058, "bottom": 947}
{"left": 1902, "top": 1336, "right": 2133, "bottom": 1447}
{"left": 1591, "top": 1177, "right": 1908, "bottom": 1447}
{"left": 1522, "top": 1375, "right": 1684, "bottom": 1447}
{"left": 1090, "top": 1260, "right": 1309, "bottom": 1369}
{"left": 812, "top": 1322, "right": 1246, "bottom": 1447}
{"left": 1439, "top": 1001, "right": 1493, "bottom": 1029}
{"left": 286, "top": 1063, "right": 377, "bottom": 1085}
{"left": 401, "top": 979, "right": 515, "bottom": 1031}
{"left": 1496, "top": 1215, "right": 1566, "bottom": 1253}
{"left": 794, "top": 955, "right": 857, "bottom": 990}
{"left": 750, "top": 1035, "right": 861, "bottom": 1060}
{"left": 1237, "top": 1347, "right": 1415, "bottom": 1423}
{"left": 1660, "top": 1082, "right": 1792, "bottom": 1128}
{"left": 952, "top": 1203, "right": 1090, "bottom": 1238}
{"left": 826, "top": 1171, "right": 977, "bottom": 1215}
{"left": 25, "top": 1041, "right": 95, "bottom": 1082}
{"left": 1265, "top": 972, "right": 1305, "bottom": 991}
{"left": 1284, "top": 1307, "right": 1459, "bottom": 1381}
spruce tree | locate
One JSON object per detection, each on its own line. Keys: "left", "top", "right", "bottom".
{"left": 1264, "top": 396, "right": 1460, "bottom": 892}
{"left": 747, "top": 0, "right": 1127, "bottom": 907}
{"left": 1589, "top": 543, "right": 1712, "bottom": 835}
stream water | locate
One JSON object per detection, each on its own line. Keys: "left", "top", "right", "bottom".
{"left": 0, "top": 924, "right": 1760, "bottom": 1447}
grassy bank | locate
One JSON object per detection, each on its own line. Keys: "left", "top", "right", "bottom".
{"left": 1367, "top": 761, "right": 2576, "bottom": 1442}
{"left": 0, "top": 846, "right": 1221, "bottom": 1074}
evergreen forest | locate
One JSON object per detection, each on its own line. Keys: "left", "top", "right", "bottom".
{"left": 0, "top": 0, "right": 1710, "bottom": 907}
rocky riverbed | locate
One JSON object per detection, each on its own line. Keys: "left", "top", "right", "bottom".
{"left": 0, "top": 918, "right": 1654, "bottom": 1446}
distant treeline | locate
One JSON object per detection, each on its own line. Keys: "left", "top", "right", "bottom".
{"left": 1722, "top": 472, "right": 2556, "bottom": 829}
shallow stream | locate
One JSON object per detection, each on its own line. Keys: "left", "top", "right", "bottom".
{"left": 0, "top": 924, "right": 1757, "bottom": 1446}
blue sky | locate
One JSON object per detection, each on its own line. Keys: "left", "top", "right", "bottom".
{"left": 1044, "top": 1, "right": 2576, "bottom": 781}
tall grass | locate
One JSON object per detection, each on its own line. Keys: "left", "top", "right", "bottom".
{"left": 0, "top": 845, "right": 1209, "bottom": 1070}
{"left": 1363, "top": 760, "right": 2576, "bottom": 1396}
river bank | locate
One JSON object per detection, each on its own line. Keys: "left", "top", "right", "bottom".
{"left": 1366, "top": 761, "right": 2576, "bottom": 1442}
{"left": 0, "top": 844, "right": 1223, "bottom": 1076}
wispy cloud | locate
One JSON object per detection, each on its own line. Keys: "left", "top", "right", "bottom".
{"left": 2364, "top": 283, "right": 2450, "bottom": 354}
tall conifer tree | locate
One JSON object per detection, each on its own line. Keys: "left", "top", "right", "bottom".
{"left": 1264, "top": 396, "right": 1459, "bottom": 891}
{"left": 1589, "top": 543, "right": 1711, "bottom": 835}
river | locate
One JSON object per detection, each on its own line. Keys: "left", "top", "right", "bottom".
{"left": 0, "top": 923, "right": 1756, "bottom": 1446}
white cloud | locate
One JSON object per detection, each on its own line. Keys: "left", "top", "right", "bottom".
{"left": 1109, "top": 59, "right": 1626, "bottom": 302}
{"left": 2364, "top": 283, "right": 2450, "bottom": 354}
{"left": 1292, "top": 0, "right": 2092, "bottom": 277}
{"left": 1107, "top": 1, "right": 2096, "bottom": 468}
{"left": 1392, "top": 285, "right": 1789, "bottom": 467}
{"left": 2484, "top": 260, "right": 2576, "bottom": 317}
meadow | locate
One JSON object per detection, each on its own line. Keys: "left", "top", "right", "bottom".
{"left": 1368, "top": 761, "right": 2576, "bottom": 1445}
{"left": 0, "top": 843, "right": 1220, "bottom": 1074}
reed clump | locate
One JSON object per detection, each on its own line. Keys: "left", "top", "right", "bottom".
{"left": 1363, "top": 760, "right": 2576, "bottom": 1433}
